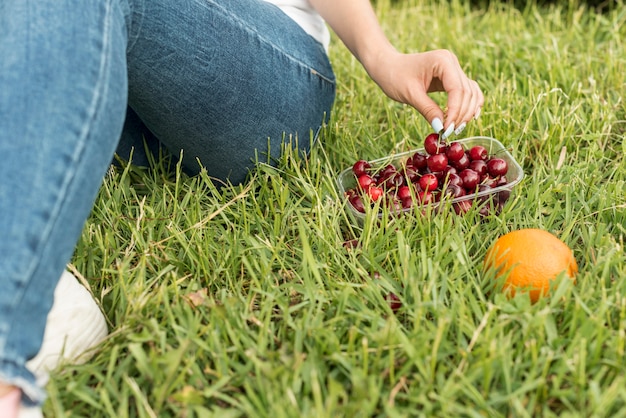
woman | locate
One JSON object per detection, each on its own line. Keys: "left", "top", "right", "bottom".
{"left": 0, "top": 0, "right": 483, "bottom": 415}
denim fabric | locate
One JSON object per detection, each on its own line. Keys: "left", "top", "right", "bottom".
{"left": 0, "top": 0, "right": 335, "bottom": 406}
{"left": 118, "top": 0, "right": 335, "bottom": 182}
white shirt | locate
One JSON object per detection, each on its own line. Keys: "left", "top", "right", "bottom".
{"left": 262, "top": 0, "right": 331, "bottom": 52}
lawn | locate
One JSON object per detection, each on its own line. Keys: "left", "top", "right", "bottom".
{"left": 45, "top": 0, "right": 625, "bottom": 416}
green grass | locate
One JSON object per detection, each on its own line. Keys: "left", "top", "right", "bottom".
{"left": 45, "top": 0, "right": 625, "bottom": 416}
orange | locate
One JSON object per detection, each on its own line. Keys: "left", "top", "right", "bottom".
{"left": 484, "top": 228, "right": 578, "bottom": 303}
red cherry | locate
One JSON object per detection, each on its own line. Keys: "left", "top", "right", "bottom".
{"left": 352, "top": 159, "right": 371, "bottom": 177}
{"left": 417, "top": 190, "right": 434, "bottom": 205}
{"left": 384, "top": 172, "right": 405, "bottom": 190}
{"left": 445, "top": 173, "right": 463, "bottom": 188}
{"left": 453, "top": 200, "right": 473, "bottom": 215}
{"left": 386, "top": 292, "right": 402, "bottom": 313}
{"left": 419, "top": 173, "right": 438, "bottom": 192}
{"left": 452, "top": 153, "right": 470, "bottom": 170}
{"left": 487, "top": 158, "right": 508, "bottom": 177}
{"left": 401, "top": 197, "right": 413, "bottom": 209}
{"left": 358, "top": 174, "right": 374, "bottom": 190}
{"left": 411, "top": 152, "right": 428, "bottom": 170}
{"left": 427, "top": 153, "right": 448, "bottom": 172}
{"left": 446, "top": 142, "right": 465, "bottom": 162}
{"left": 403, "top": 165, "right": 420, "bottom": 183}
{"left": 368, "top": 186, "right": 383, "bottom": 201}
{"left": 469, "top": 145, "right": 488, "bottom": 161}
{"left": 397, "top": 185, "right": 412, "bottom": 200}
{"left": 424, "top": 133, "right": 445, "bottom": 155}
{"left": 378, "top": 164, "right": 396, "bottom": 180}
{"left": 469, "top": 159, "right": 488, "bottom": 176}
{"left": 349, "top": 195, "right": 366, "bottom": 213}
{"left": 444, "top": 184, "right": 466, "bottom": 199}
{"left": 460, "top": 169, "right": 480, "bottom": 190}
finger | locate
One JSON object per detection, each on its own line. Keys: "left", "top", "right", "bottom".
{"left": 446, "top": 78, "right": 484, "bottom": 134}
{"left": 406, "top": 89, "right": 445, "bottom": 132}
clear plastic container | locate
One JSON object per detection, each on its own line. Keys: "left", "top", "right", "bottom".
{"left": 336, "top": 136, "right": 524, "bottom": 223}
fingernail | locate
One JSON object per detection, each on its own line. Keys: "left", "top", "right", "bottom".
{"left": 442, "top": 123, "right": 455, "bottom": 139}
{"left": 474, "top": 108, "right": 482, "bottom": 120}
{"left": 454, "top": 122, "right": 466, "bottom": 136}
{"left": 431, "top": 118, "right": 444, "bottom": 133}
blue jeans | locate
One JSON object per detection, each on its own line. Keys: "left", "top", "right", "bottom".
{"left": 0, "top": 0, "right": 335, "bottom": 405}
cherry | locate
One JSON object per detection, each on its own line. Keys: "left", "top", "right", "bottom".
{"left": 368, "top": 186, "right": 383, "bottom": 201}
{"left": 378, "top": 164, "right": 396, "bottom": 180}
{"left": 417, "top": 190, "right": 434, "bottom": 205}
{"left": 453, "top": 200, "right": 473, "bottom": 215}
{"left": 411, "top": 152, "right": 428, "bottom": 170}
{"left": 469, "top": 145, "right": 488, "bottom": 161}
{"left": 352, "top": 159, "right": 371, "bottom": 177}
{"left": 497, "top": 189, "right": 511, "bottom": 204}
{"left": 419, "top": 173, "right": 438, "bottom": 192}
{"left": 469, "top": 159, "right": 488, "bottom": 177}
{"left": 397, "top": 185, "right": 412, "bottom": 200}
{"left": 446, "top": 142, "right": 465, "bottom": 162}
{"left": 384, "top": 172, "right": 405, "bottom": 190}
{"left": 358, "top": 174, "right": 374, "bottom": 190}
{"left": 349, "top": 195, "right": 366, "bottom": 213}
{"left": 452, "top": 153, "right": 470, "bottom": 170}
{"left": 445, "top": 173, "right": 464, "bottom": 188}
{"left": 443, "top": 165, "right": 457, "bottom": 177}
{"left": 401, "top": 197, "right": 414, "bottom": 209}
{"left": 424, "top": 133, "right": 445, "bottom": 155}
{"left": 487, "top": 158, "right": 508, "bottom": 177}
{"left": 387, "top": 197, "right": 403, "bottom": 214}
{"left": 427, "top": 153, "right": 448, "bottom": 172}
{"left": 386, "top": 292, "right": 402, "bottom": 313}
{"left": 444, "top": 184, "right": 466, "bottom": 199}
{"left": 459, "top": 169, "right": 480, "bottom": 190}
{"left": 347, "top": 135, "right": 516, "bottom": 217}
{"left": 403, "top": 165, "right": 420, "bottom": 183}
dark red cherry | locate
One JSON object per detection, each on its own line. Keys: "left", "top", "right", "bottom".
{"left": 397, "top": 185, "right": 412, "bottom": 200}
{"left": 445, "top": 173, "right": 463, "bottom": 188}
{"left": 469, "top": 145, "right": 488, "bottom": 161}
{"left": 386, "top": 292, "right": 402, "bottom": 313}
{"left": 453, "top": 200, "right": 473, "bottom": 215}
{"left": 352, "top": 159, "right": 372, "bottom": 177}
{"left": 446, "top": 142, "right": 465, "bottom": 162}
{"left": 384, "top": 172, "right": 405, "bottom": 190}
{"left": 452, "top": 153, "right": 470, "bottom": 170}
{"left": 424, "top": 133, "right": 445, "bottom": 155}
{"left": 469, "top": 159, "right": 488, "bottom": 176}
{"left": 349, "top": 195, "right": 366, "bottom": 213}
{"left": 444, "top": 184, "right": 466, "bottom": 199}
{"left": 460, "top": 169, "right": 480, "bottom": 190}
{"left": 403, "top": 165, "right": 420, "bottom": 183}
{"left": 487, "top": 158, "right": 508, "bottom": 177}
{"left": 411, "top": 152, "right": 428, "bottom": 170}
{"left": 427, "top": 153, "right": 448, "bottom": 172}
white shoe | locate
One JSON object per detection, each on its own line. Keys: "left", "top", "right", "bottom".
{"left": 18, "top": 270, "right": 108, "bottom": 418}
{"left": 25, "top": 270, "right": 109, "bottom": 384}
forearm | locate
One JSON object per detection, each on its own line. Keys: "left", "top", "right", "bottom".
{"left": 308, "top": 0, "right": 396, "bottom": 73}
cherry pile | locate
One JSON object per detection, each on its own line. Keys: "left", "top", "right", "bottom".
{"left": 344, "top": 134, "right": 512, "bottom": 216}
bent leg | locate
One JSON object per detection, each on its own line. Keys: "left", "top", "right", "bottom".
{"left": 126, "top": 0, "right": 336, "bottom": 184}
{"left": 0, "top": 0, "right": 128, "bottom": 405}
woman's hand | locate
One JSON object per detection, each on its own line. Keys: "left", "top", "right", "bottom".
{"left": 365, "top": 48, "right": 484, "bottom": 138}
{"left": 309, "top": 0, "right": 483, "bottom": 138}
